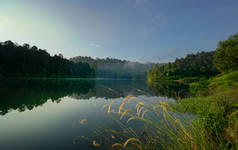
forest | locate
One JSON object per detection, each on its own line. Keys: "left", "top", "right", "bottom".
{"left": 147, "top": 51, "right": 219, "bottom": 82}
{"left": 148, "top": 34, "right": 238, "bottom": 82}
{"left": 0, "top": 41, "right": 95, "bottom": 78}
{"left": 70, "top": 56, "right": 160, "bottom": 79}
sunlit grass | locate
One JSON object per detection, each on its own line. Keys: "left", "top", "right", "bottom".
{"left": 92, "top": 96, "right": 200, "bottom": 150}
{"left": 169, "top": 97, "right": 214, "bottom": 114}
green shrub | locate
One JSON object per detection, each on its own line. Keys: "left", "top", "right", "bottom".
{"left": 189, "top": 79, "right": 209, "bottom": 96}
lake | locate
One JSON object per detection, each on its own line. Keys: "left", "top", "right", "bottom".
{"left": 0, "top": 79, "right": 192, "bottom": 150}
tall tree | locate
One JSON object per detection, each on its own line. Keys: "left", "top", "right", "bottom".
{"left": 214, "top": 33, "right": 238, "bottom": 72}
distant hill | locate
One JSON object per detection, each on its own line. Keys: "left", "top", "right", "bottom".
{"left": 70, "top": 56, "right": 164, "bottom": 79}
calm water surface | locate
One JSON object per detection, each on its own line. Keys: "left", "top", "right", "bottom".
{"left": 0, "top": 79, "right": 191, "bottom": 150}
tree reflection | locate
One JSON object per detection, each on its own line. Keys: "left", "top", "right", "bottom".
{"left": 147, "top": 80, "right": 190, "bottom": 99}
{"left": 0, "top": 79, "right": 153, "bottom": 115}
{"left": 0, "top": 79, "right": 190, "bottom": 116}
{"left": 0, "top": 79, "right": 95, "bottom": 115}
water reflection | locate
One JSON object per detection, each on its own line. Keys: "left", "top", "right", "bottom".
{"left": 0, "top": 79, "right": 192, "bottom": 150}
{"left": 0, "top": 79, "right": 190, "bottom": 116}
{"left": 147, "top": 80, "right": 190, "bottom": 99}
{"left": 0, "top": 79, "right": 153, "bottom": 115}
{"left": 0, "top": 79, "right": 94, "bottom": 115}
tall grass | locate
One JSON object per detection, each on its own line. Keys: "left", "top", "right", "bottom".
{"left": 170, "top": 71, "right": 238, "bottom": 150}
{"left": 92, "top": 95, "right": 210, "bottom": 150}
{"left": 99, "top": 93, "right": 237, "bottom": 149}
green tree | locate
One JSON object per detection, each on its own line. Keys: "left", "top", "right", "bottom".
{"left": 214, "top": 33, "right": 238, "bottom": 72}
{"left": 0, "top": 41, "right": 95, "bottom": 78}
{"left": 147, "top": 51, "right": 218, "bottom": 81}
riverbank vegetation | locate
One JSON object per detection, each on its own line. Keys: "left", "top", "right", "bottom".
{"left": 170, "top": 70, "right": 238, "bottom": 149}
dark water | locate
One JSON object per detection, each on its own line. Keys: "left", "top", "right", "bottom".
{"left": 0, "top": 79, "right": 191, "bottom": 150}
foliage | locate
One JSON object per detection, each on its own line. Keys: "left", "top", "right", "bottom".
{"left": 147, "top": 51, "right": 219, "bottom": 81}
{"left": 214, "top": 33, "right": 238, "bottom": 73}
{"left": 209, "top": 70, "right": 238, "bottom": 89}
{"left": 200, "top": 89, "right": 238, "bottom": 149}
{"left": 0, "top": 41, "right": 95, "bottom": 78}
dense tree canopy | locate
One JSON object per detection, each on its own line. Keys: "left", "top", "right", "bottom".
{"left": 147, "top": 51, "right": 219, "bottom": 82}
{"left": 0, "top": 41, "right": 95, "bottom": 78}
{"left": 214, "top": 33, "right": 238, "bottom": 73}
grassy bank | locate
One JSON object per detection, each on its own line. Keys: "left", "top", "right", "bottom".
{"left": 170, "top": 71, "right": 238, "bottom": 149}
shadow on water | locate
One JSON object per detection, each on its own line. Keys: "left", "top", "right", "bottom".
{"left": 0, "top": 79, "right": 152, "bottom": 115}
{"left": 0, "top": 79, "right": 95, "bottom": 115}
{"left": 147, "top": 80, "right": 190, "bottom": 99}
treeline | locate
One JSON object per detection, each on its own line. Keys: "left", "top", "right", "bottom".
{"left": 148, "top": 33, "right": 238, "bottom": 82}
{"left": 0, "top": 41, "right": 95, "bottom": 78}
{"left": 70, "top": 56, "right": 160, "bottom": 79}
{"left": 148, "top": 51, "right": 219, "bottom": 81}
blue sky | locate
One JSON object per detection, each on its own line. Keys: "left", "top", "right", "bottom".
{"left": 0, "top": 0, "right": 238, "bottom": 62}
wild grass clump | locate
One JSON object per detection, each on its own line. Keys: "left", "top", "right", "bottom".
{"left": 93, "top": 95, "right": 208, "bottom": 150}
{"left": 194, "top": 89, "right": 238, "bottom": 149}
